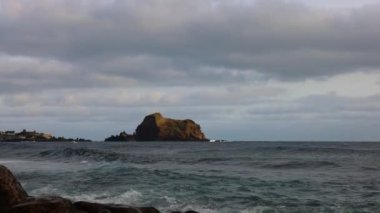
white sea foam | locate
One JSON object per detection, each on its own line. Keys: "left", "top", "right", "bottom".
{"left": 163, "top": 195, "right": 177, "bottom": 205}
{"left": 68, "top": 192, "right": 111, "bottom": 202}
{"left": 0, "top": 159, "right": 29, "bottom": 164}
{"left": 63, "top": 190, "right": 143, "bottom": 206}
{"left": 29, "top": 185, "right": 61, "bottom": 196}
{"left": 114, "top": 190, "right": 142, "bottom": 204}
{"left": 161, "top": 204, "right": 218, "bottom": 213}
{"left": 241, "top": 206, "right": 278, "bottom": 213}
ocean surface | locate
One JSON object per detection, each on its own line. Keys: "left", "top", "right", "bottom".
{"left": 0, "top": 142, "right": 379, "bottom": 213}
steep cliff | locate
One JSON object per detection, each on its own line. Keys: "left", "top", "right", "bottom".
{"left": 135, "top": 113, "right": 207, "bottom": 141}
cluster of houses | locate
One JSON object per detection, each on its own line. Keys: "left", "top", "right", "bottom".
{"left": 0, "top": 129, "right": 92, "bottom": 142}
{"left": 0, "top": 129, "right": 53, "bottom": 142}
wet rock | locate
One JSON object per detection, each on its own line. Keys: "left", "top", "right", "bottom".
{"left": 0, "top": 165, "right": 28, "bottom": 210}
{"left": 4, "top": 196, "right": 73, "bottom": 213}
{"left": 73, "top": 201, "right": 160, "bottom": 213}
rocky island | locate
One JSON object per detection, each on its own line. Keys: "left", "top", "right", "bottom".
{"left": 105, "top": 113, "right": 208, "bottom": 142}
{"left": 0, "top": 130, "right": 91, "bottom": 142}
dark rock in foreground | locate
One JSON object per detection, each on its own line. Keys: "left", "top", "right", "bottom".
{"left": 0, "top": 164, "right": 198, "bottom": 213}
{"left": 135, "top": 113, "right": 207, "bottom": 141}
{"left": 74, "top": 201, "right": 160, "bottom": 213}
{"left": 0, "top": 165, "right": 28, "bottom": 210}
{"left": 5, "top": 196, "right": 73, "bottom": 213}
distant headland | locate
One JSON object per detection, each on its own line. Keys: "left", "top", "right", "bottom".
{"left": 0, "top": 129, "right": 91, "bottom": 142}
{"left": 0, "top": 113, "right": 209, "bottom": 142}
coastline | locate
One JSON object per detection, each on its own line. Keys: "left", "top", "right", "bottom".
{"left": 0, "top": 130, "right": 91, "bottom": 143}
{"left": 1, "top": 112, "right": 210, "bottom": 143}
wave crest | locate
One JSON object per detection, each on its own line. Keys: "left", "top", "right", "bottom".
{"left": 37, "top": 148, "right": 123, "bottom": 162}
{"left": 263, "top": 161, "right": 340, "bottom": 169}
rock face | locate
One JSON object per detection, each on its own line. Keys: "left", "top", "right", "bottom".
{"left": 73, "top": 201, "right": 160, "bottom": 213}
{"left": 5, "top": 196, "right": 73, "bottom": 213}
{"left": 0, "top": 164, "right": 199, "bottom": 213}
{"left": 135, "top": 113, "right": 207, "bottom": 141}
{"left": 0, "top": 165, "right": 28, "bottom": 210}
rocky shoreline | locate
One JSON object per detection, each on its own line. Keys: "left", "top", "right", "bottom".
{"left": 0, "top": 164, "right": 198, "bottom": 213}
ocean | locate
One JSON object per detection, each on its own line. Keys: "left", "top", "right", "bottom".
{"left": 0, "top": 142, "right": 379, "bottom": 213}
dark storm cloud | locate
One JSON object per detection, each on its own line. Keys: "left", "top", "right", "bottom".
{"left": 1, "top": 0, "right": 380, "bottom": 85}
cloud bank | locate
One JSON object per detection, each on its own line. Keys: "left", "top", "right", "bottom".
{"left": 0, "top": 0, "right": 379, "bottom": 140}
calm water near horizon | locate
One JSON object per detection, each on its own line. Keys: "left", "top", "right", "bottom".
{"left": 0, "top": 141, "right": 379, "bottom": 213}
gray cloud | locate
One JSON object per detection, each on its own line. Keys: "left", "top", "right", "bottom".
{"left": 1, "top": 0, "right": 380, "bottom": 140}
{"left": 241, "top": 93, "right": 380, "bottom": 128}
{"left": 1, "top": 0, "right": 380, "bottom": 85}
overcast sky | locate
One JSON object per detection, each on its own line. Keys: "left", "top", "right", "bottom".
{"left": 1, "top": 0, "right": 380, "bottom": 141}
